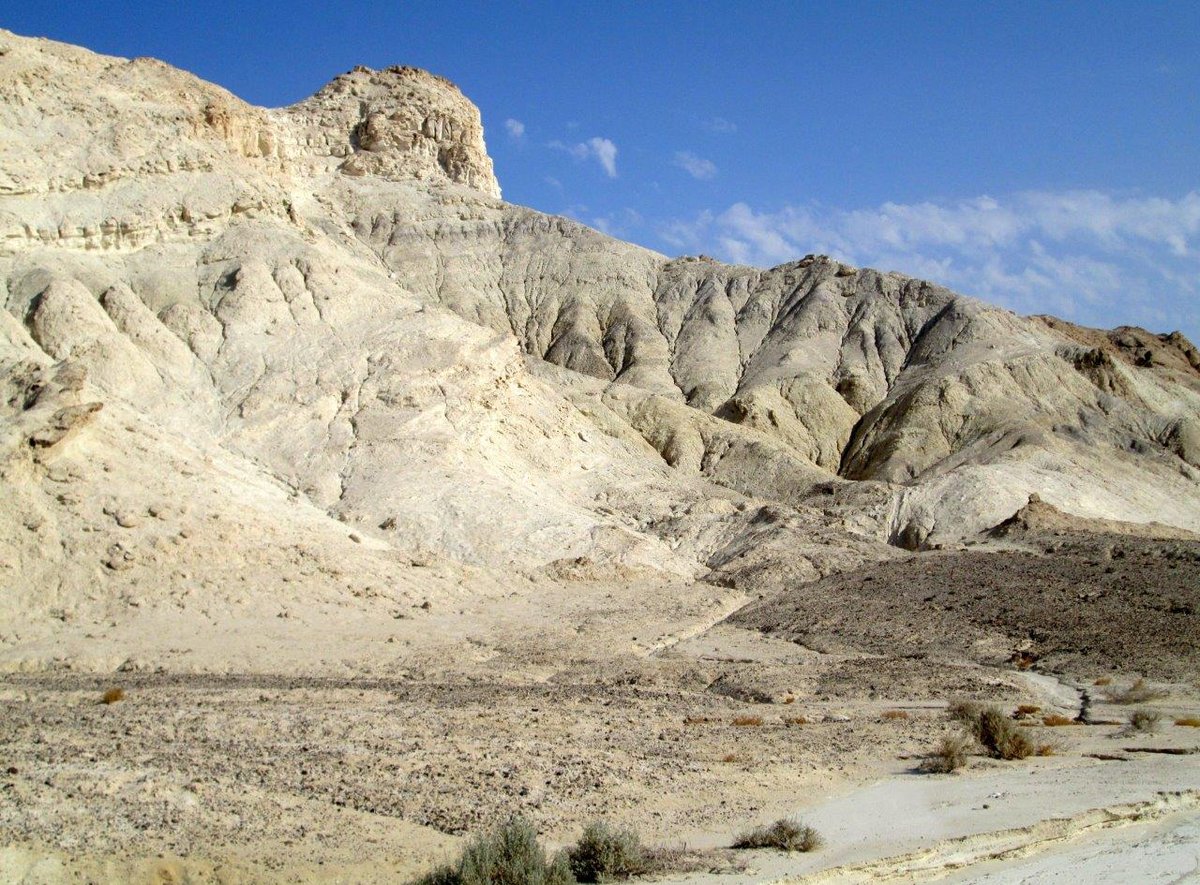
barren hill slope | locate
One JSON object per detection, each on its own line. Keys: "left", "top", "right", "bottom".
{"left": 1, "top": 26, "right": 1198, "bottom": 660}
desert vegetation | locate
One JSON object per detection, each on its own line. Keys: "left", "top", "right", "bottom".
{"left": 1128, "top": 709, "right": 1162, "bottom": 733}
{"left": 919, "top": 735, "right": 971, "bottom": 773}
{"left": 1042, "top": 714, "right": 1075, "bottom": 727}
{"left": 948, "top": 701, "right": 1035, "bottom": 760}
{"left": 731, "top": 715, "right": 764, "bottom": 727}
{"left": 732, "top": 818, "right": 822, "bottom": 853}
{"left": 413, "top": 819, "right": 572, "bottom": 885}
{"left": 565, "top": 821, "right": 648, "bottom": 882}
{"left": 100, "top": 687, "right": 125, "bottom": 705}
{"left": 1104, "top": 678, "right": 1167, "bottom": 704}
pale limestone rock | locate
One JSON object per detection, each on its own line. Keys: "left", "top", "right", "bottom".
{"left": 0, "top": 27, "right": 1197, "bottom": 656}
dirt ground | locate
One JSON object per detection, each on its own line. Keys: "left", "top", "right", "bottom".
{"left": 3, "top": 528, "right": 1200, "bottom": 884}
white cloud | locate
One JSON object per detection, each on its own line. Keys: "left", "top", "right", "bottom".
{"left": 549, "top": 136, "right": 619, "bottom": 178}
{"left": 703, "top": 116, "right": 737, "bottom": 134}
{"left": 504, "top": 118, "right": 526, "bottom": 142}
{"left": 587, "top": 137, "right": 618, "bottom": 178}
{"left": 657, "top": 190, "right": 1200, "bottom": 336}
{"left": 673, "top": 151, "right": 717, "bottom": 180}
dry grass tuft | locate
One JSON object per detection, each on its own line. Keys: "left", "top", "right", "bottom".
{"left": 1042, "top": 714, "right": 1075, "bottom": 727}
{"left": 782, "top": 696, "right": 796, "bottom": 705}
{"left": 1174, "top": 717, "right": 1200, "bottom": 728}
{"left": 919, "top": 735, "right": 970, "bottom": 773}
{"left": 1093, "top": 676, "right": 1112, "bottom": 686}
{"left": 1128, "top": 709, "right": 1162, "bottom": 733}
{"left": 1035, "top": 743, "right": 1056, "bottom": 757}
{"left": 1013, "top": 704, "right": 1041, "bottom": 719}
{"left": 732, "top": 715, "right": 764, "bottom": 727}
{"left": 882, "top": 710, "right": 909, "bottom": 721}
{"left": 683, "top": 716, "right": 714, "bottom": 726}
{"left": 732, "top": 819, "right": 822, "bottom": 853}
{"left": 721, "top": 753, "right": 742, "bottom": 763}
{"left": 782, "top": 716, "right": 808, "bottom": 727}
{"left": 101, "top": 687, "right": 125, "bottom": 705}
{"left": 1104, "top": 678, "right": 1166, "bottom": 705}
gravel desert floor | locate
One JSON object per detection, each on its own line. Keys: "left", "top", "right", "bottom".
{"left": 3, "top": 543, "right": 1199, "bottom": 884}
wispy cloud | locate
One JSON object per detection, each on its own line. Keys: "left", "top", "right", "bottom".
{"left": 702, "top": 116, "right": 737, "bottom": 134}
{"left": 551, "top": 136, "right": 619, "bottom": 178}
{"left": 657, "top": 190, "right": 1200, "bottom": 334}
{"left": 673, "top": 151, "right": 717, "bottom": 180}
{"left": 504, "top": 118, "right": 526, "bottom": 142}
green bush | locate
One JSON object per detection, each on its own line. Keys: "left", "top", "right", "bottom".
{"left": 413, "top": 818, "right": 574, "bottom": 885}
{"left": 732, "top": 818, "right": 822, "bottom": 852}
{"left": 567, "top": 821, "right": 647, "bottom": 882}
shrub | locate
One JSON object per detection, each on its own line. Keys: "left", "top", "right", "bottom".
{"left": 1128, "top": 709, "right": 1161, "bottom": 733}
{"left": 919, "top": 735, "right": 970, "bottom": 773}
{"left": 1035, "top": 743, "right": 1056, "bottom": 757}
{"left": 783, "top": 716, "right": 808, "bottom": 727}
{"left": 732, "top": 819, "right": 821, "bottom": 852}
{"left": 882, "top": 710, "right": 909, "bottom": 721}
{"left": 732, "top": 715, "right": 764, "bottom": 727}
{"left": 413, "top": 818, "right": 574, "bottom": 885}
{"left": 101, "top": 687, "right": 125, "bottom": 705}
{"left": 955, "top": 705, "right": 1034, "bottom": 760}
{"left": 1042, "top": 714, "right": 1074, "bottom": 727}
{"left": 947, "top": 699, "right": 983, "bottom": 726}
{"left": 567, "top": 822, "right": 646, "bottom": 882}
{"left": 1013, "top": 704, "right": 1041, "bottom": 719}
{"left": 1104, "top": 678, "right": 1166, "bottom": 705}
{"left": 1175, "top": 717, "right": 1200, "bottom": 728}
{"left": 981, "top": 707, "right": 1034, "bottom": 760}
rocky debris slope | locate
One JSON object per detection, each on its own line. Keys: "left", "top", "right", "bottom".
{"left": 730, "top": 497, "right": 1200, "bottom": 678}
{"left": 0, "top": 28, "right": 1198, "bottom": 671}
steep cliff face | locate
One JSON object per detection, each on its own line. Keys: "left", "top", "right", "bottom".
{"left": 1, "top": 25, "right": 1198, "bottom": 653}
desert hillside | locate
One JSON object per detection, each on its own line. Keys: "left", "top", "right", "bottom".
{"left": 1, "top": 29, "right": 1199, "bottom": 884}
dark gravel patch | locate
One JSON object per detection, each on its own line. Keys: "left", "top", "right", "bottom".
{"left": 731, "top": 530, "right": 1200, "bottom": 679}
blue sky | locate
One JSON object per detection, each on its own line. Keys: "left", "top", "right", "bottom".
{"left": 7, "top": 2, "right": 1199, "bottom": 340}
